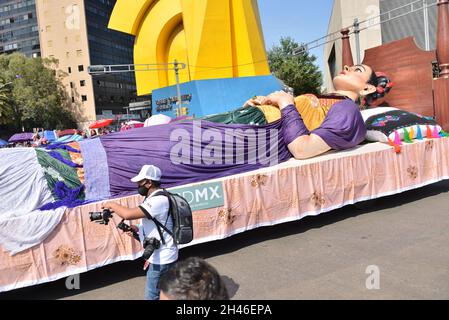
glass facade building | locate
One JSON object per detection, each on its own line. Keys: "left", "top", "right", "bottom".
{"left": 84, "top": 0, "right": 142, "bottom": 115}
{"left": 0, "top": 0, "right": 40, "bottom": 57}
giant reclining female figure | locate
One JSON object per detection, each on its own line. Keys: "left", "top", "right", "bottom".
{"left": 94, "top": 64, "right": 390, "bottom": 198}
{"left": 0, "top": 64, "right": 392, "bottom": 257}
{"left": 0, "top": 64, "right": 389, "bottom": 212}
{"left": 244, "top": 64, "right": 389, "bottom": 159}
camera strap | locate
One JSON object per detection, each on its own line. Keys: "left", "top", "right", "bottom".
{"left": 139, "top": 201, "right": 173, "bottom": 245}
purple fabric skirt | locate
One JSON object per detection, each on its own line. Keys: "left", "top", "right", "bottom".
{"left": 97, "top": 120, "right": 293, "bottom": 197}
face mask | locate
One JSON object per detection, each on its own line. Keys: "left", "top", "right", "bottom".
{"left": 138, "top": 183, "right": 150, "bottom": 196}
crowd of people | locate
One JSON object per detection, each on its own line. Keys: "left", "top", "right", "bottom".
{"left": 90, "top": 127, "right": 113, "bottom": 137}
{"left": 1, "top": 127, "right": 115, "bottom": 149}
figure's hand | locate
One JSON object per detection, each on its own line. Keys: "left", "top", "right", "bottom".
{"left": 243, "top": 96, "right": 272, "bottom": 107}
{"left": 266, "top": 91, "right": 295, "bottom": 110}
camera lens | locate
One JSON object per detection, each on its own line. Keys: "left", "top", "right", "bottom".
{"left": 89, "top": 212, "right": 103, "bottom": 222}
{"left": 142, "top": 238, "right": 161, "bottom": 260}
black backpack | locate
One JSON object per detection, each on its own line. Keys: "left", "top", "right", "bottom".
{"left": 139, "top": 189, "right": 193, "bottom": 245}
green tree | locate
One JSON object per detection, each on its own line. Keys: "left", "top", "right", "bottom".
{"left": 0, "top": 53, "right": 78, "bottom": 130}
{"left": 268, "top": 37, "right": 323, "bottom": 96}
{"left": 0, "top": 81, "right": 14, "bottom": 125}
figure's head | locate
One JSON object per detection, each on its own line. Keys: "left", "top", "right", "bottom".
{"left": 159, "top": 257, "right": 230, "bottom": 300}
{"left": 333, "top": 64, "right": 377, "bottom": 97}
{"left": 333, "top": 64, "right": 393, "bottom": 107}
{"left": 361, "top": 72, "right": 394, "bottom": 107}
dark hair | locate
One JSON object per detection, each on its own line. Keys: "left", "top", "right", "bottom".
{"left": 151, "top": 180, "right": 161, "bottom": 188}
{"left": 368, "top": 70, "right": 379, "bottom": 87}
{"left": 159, "top": 257, "right": 229, "bottom": 300}
{"left": 363, "top": 71, "right": 393, "bottom": 107}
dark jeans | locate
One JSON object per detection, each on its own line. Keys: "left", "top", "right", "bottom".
{"left": 145, "top": 262, "right": 176, "bottom": 300}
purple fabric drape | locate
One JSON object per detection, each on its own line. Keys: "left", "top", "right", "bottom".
{"left": 100, "top": 120, "right": 293, "bottom": 197}
{"left": 95, "top": 100, "right": 366, "bottom": 199}
{"left": 40, "top": 182, "right": 85, "bottom": 210}
{"left": 46, "top": 143, "right": 81, "bottom": 153}
{"left": 80, "top": 136, "right": 111, "bottom": 201}
{"left": 48, "top": 151, "right": 83, "bottom": 168}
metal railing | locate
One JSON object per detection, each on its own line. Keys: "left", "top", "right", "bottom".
{"left": 87, "top": 62, "right": 186, "bottom": 75}
{"left": 88, "top": 61, "right": 187, "bottom": 116}
{"left": 294, "top": 0, "right": 438, "bottom": 56}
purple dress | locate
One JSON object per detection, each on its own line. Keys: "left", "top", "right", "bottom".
{"left": 312, "top": 99, "right": 367, "bottom": 150}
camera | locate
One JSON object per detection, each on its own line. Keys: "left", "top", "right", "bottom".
{"left": 117, "top": 219, "right": 140, "bottom": 241}
{"left": 142, "top": 237, "right": 161, "bottom": 260}
{"left": 89, "top": 209, "right": 113, "bottom": 225}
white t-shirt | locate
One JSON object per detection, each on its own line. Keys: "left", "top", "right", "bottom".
{"left": 138, "top": 190, "right": 178, "bottom": 265}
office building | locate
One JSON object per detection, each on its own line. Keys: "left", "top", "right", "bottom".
{"left": 0, "top": 0, "right": 40, "bottom": 58}
{"left": 0, "top": 0, "right": 143, "bottom": 125}
{"left": 35, "top": 0, "right": 143, "bottom": 124}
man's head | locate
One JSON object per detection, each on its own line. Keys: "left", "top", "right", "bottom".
{"left": 333, "top": 64, "right": 377, "bottom": 98}
{"left": 159, "top": 257, "right": 230, "bottom": 300}
{"left": 131, "top": 165, "right": 162, "bottom": 196}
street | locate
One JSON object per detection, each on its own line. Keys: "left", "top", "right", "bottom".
{"left": 2, "top": 180, "right": 449, "bottom": 300}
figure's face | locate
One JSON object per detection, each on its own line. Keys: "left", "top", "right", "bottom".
{"left": 333, "top": 64, "right": 374, "bottom": 94}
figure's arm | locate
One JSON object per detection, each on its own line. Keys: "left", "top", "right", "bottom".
{"left": 287, "top": 134, "right": 332, "bottom": 160}
{"left": 267, "top": 91, "right": 332, "bottom": 160}
{"left": 102, "top": 202, "right": 146, "bottom": 220}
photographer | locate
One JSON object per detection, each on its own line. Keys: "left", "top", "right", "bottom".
{"left": 102, "top": 165, "right": 178, "bottom": 300}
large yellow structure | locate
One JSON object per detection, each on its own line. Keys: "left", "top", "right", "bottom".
{"left": 108, "top": 0, "right": 270, "bottom": 96}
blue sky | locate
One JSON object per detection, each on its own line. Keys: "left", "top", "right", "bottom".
{"left": 258, "top": 0, "right": 334, "bottom": 74}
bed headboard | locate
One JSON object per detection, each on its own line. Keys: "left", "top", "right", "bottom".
{"left": 340, "top": 0, "right": 449, "bottom": 131}
{"left": 362, "top": 37, "right": 436, "bottom": 117}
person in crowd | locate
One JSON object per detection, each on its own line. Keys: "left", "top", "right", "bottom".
{"left": 40, "top": 137, "right": 48, "bottom": 146}
{"left": 158, "top": 257, "right": 230, "bottom": 300}
{"left": 102, "top": 165, "right": 178, "bottom": 300}
{"left": 32, "top": 133, "right": 41, "bottom": 147}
